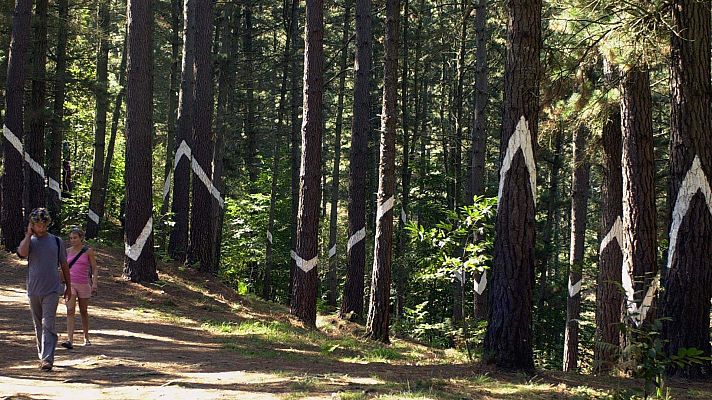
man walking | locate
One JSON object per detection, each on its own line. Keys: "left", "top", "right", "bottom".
{"left": 17, "top": 208, "right": 70, "bottom": 371}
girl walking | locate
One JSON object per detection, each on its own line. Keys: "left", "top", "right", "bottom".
{"left": 61, "top": 227, "right": 99, "bottom": 349}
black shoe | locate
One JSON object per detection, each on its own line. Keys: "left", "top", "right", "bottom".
{"left": 61, "top": 340, "right": 73, "bottom": 349}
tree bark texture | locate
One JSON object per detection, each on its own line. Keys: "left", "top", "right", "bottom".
{"left": 243, "top": 1, "right": 258, "bottom": 187}
{"left": 123, "top": 0, "right": 157, "bottom": 283}
{"left": 290, "top": 0, "right": 324, "bottom": 327}
{"left": 187, "top": 0, "right": 216, "bottom": 274}
{"left": 326, "top": 1, "right": 350, "bottom": 308}
{"left": 340, "top": 0, "right": 372, "bottom": 321}
{"left": 365, "top": 0, "right": 399, "bottom": 343}
{"left": 663, "top": 0, "right": 712, "bottom": 379}
{"left": 2, "top": 0, "right": 32, "bottom": 251}
{"left": 483, "top": 0, "right": 540, "bottom": 371}
{"left": 47, "top": 0, "right": 69, "bottom": 234}
{"left": 86, "top": 0, "right": 112, "bottom": 238}
{"left": 620, "top": 67, "right": 657, "bottom": 328}
{"left": 288, "top": 0, "right": 301, "bottom": 305}
{"left": 168, "top": 0, "right": 196, "bottom": 262}
{"left": 25, "top": 0, "right": 48, "bottom": 212}
{"left": 563, "top": 125, "right": 590, "bottom": 372}
{"left": 594, "top": 60, "right": 623, "bottom": 375}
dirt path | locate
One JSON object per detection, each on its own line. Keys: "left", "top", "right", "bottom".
{"left": 0, "top": 246, "right": 484, "bottom": 399}
{"left": 2, "top": 246, "right": 711, "bottom": 400}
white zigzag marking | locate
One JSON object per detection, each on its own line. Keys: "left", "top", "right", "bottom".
{"left": 125, "top": 217, "right": 153, "bottom": 261}
{"left": 666, "top": 155, "right": 712, "bottom": 272}
{"left": 4, "top": 125, "right": 62, "bottom": 198}
{"left": 347, "top": 227, "right": 366, "bottom": 251}
{"left": 376, "top": 196, "right": 395, "bottom": 221}
{"left": 600, "top": 216, "right": 623, "bottom": 253}
{"left": 88, "top": 209, "right": 100, "bottom": 224}
{"left": 568, "top": 277, "right": 582, "bottom": 298}
{"left": 166, "top": 140, "right": 224, "bottom": 208}
{"left": 474, "top": 270, "right": 487, "bottom": 295}
{"left": 497, "top": 116, "right": 536, "bottom": 210}
{"left": 291, "top": 250, "right": 318, "bottom": 273}
{"left": 328, "top": 245, "right": 336, "bottom": 258}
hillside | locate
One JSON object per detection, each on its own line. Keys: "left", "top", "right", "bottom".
{"left": 1, "top": 245, "right": 711, "bottom": 400}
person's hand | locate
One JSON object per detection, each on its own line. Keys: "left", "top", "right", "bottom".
{"left": 64, "top": 285, "right": 71, "bottom": 302}
{"left": 92, "top": 283, "right": 98, "bottom": 295}
{"left": 26, "top": 222, "right": 34, "bottom": 237}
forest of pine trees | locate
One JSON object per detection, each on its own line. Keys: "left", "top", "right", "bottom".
{"left": 0, "top": 0, "right": 710, "bottom": 379}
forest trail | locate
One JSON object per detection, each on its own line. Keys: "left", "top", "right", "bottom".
{"left": 1, "top": 245, "right": 710, "bottom": 400}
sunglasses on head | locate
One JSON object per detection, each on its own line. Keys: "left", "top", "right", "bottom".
{"left": 29, "top": 208, "right": 50, "bottom": 223}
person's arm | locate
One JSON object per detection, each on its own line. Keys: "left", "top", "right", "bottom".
{"left": 88, "top": 248, "right": 99, "bottom": 292}
{"left": 17, "top": 223, "right": 33, "bottom": 258}
{"left": 60, "top": 259, "right": 71, "bottom": 301}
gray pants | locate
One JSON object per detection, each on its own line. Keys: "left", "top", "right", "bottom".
{"left": 29, "top": 295, "right": 59, "bottom": 364}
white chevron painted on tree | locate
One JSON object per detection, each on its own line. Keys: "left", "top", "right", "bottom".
{"left": 125, "top": 216, "right": 153, "bottom": 261}
{"left": 290, "top": 250, "right": 318, "bottom": 273}
{"left": 666, "top": 155, "right": 712, "bottom": 272}
{"left": 474, "top": 270, "right": 487, "bottom": 295}
{"left": 568, "top": 277, "right": 582, "bottom": 298}
{"left": 497, "top": 116, "right": 536, "bottom": 210}
{"left": 347, "top": 227, "right": 366, "bottom": 252}
{"left": 599, "top": 216, "right": 623, "bottom": 253}
{"left": 163, "top": 140, "right": 224, "bottom": 208}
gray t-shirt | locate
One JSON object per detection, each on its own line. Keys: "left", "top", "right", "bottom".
{"left": 26, "top": 234, "right": 68, "bottom": 297}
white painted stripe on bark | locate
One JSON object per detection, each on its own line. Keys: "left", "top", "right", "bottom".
{"left": 328, "top": 245, "right": 336, "bottom": 258}
{"left": 167, "top": 140, "right": 224, "bottom": 208}
{"left": 454, "top": 268, "right": 464, "bottom": 283}
{"left": 125, "top": 216, "right": 153, "bottom": 261}
{"left": 266, "top": 230, "right": 273, "bottom": 244}
{"left": 191, "top": 158, "right": 224, "bottom": 208}
{"left": 497, "top": 116, "right": 537, "bottom": 210}
{"left": 347, "top": 227, "right": 366, "bottom": 251}
{"left": 666, "top": 155, "right": 712, "bottom": 272}
{"left": 162, "top": 170, "right": 172, "bottom": 201}
{"left": 568, "top": 277, "right": 582, "bottom": 298}
{"left": 621, "top": 265, "right": 637, "bottom": 317}
{"left": 474, "top": 270, "right": 487, "bottom": 295}
{"left": 48, "top": 178, "right": 62, "bottom": 197}
{"left": 599, "top": 216, "right": 623, "bottom": 253}
{"left": 637, "top": 275, "right": 659, "bottom": 326}
{"left": 88, "top": 209, "right": 100, "bottom": 224}
{"left": 290, "top": 250, "right": 317, "bottom": 273}
{"left": 376, "top": 196, "right": 395, "bottom": 221}
{"left": 3, "top": 124, "right": 23, "bottom": 154}
{"left": 24, "top": 152, "right": 46, "bottom": 178}
{"left": 4, "top": 125, "right": 62, "bottom": 198}
{"left": 401, "top": 208, "right": 407, "bottom": 224}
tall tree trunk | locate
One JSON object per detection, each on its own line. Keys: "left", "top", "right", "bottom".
{"left": 243, "top": 1, "right": 258, "bottom": 186}
{"left": 86, "top": 0, "right": 112, "bottom": 238}
{"left": 563, "top": 125, "right": 591, "bottom": 372}
{"left": 594, "top": 59, "right": 623, "bottom": 375}
{"left": 470, "top": 0, "right": 489, "bottom": 320}
{"left": 452, "top": 1, "right": 473, "bottom": 324}
{"left": 160, "top": 0, "right": 182, "bottom": 218}
{"left": 288, "top": 0, "right": 301, "bottom": 305}
{"left": 123, "top": 0, "right": 157, "bottom": 283}
{"left": 1, "top": 0, "right": 32, "bottom": 251}
{"left": 265, "top": 1, "right": 289, "bottom": 301}
{"left": 326, "top": 1, "right": 350, "bottom": 308}
{"left": 168, "top": 0, "right": 196, "bottom": 262}
{"left": 290, "top": 0, "right": 324, "bottom": 327}
{"left": 365, "top": 0, "right": 399, "bottom": 343}
{"left": 662, "top": 0, "right": 712, "bottom": 378}
{"left": 620, "top": 67, "right": 657, "bottom": 330}
{"left": 25, "top": 0, "right": 48, "bottom": 212}
{"left": 483, "top": 0, "right": 540, "bottom": 371}
{"left": 187, "top": 0, "right": 216, "bottom": 273}
{"left": 536, "top": 128, "right": 563, "bottom": 311}
{"left": 340, "top": 0, "right": 372, "bottom": 321}
{"left": 100, "top": 39, "right": 127, "bottom": 223}
{"left": 47, "top": 0, "right": 69, "bottom": 234}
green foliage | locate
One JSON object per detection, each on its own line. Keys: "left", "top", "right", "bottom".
{"left": 620, "top": 318, "right": 712, "bottom": 399}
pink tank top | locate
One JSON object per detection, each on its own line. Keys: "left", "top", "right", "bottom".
{"left": 68, "top": 249, "right": 91, "bottom": 284}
